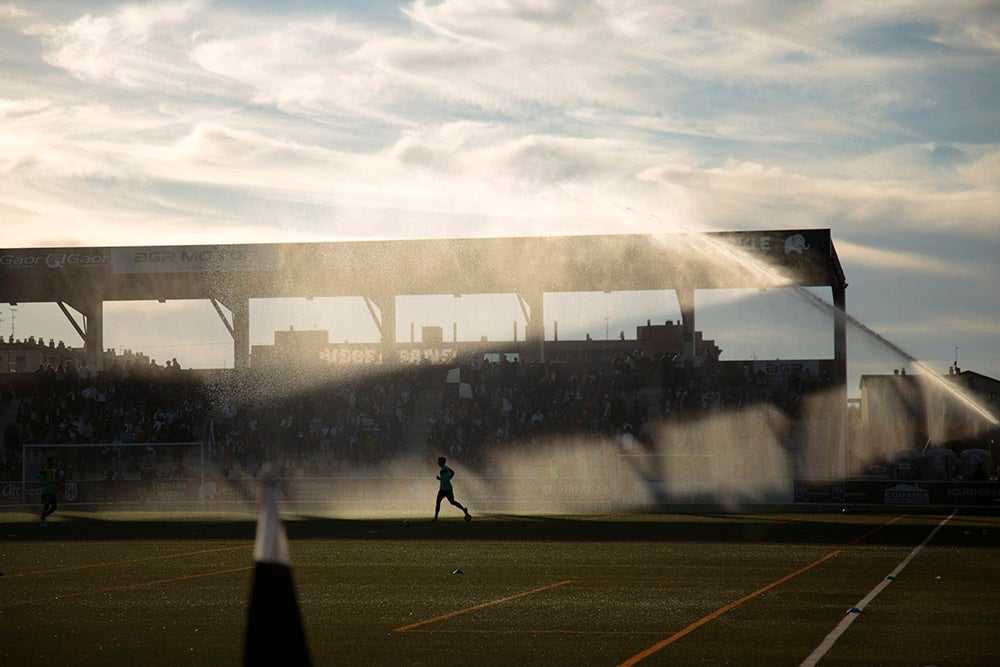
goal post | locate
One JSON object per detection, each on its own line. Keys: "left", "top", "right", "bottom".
{"left": 21, "top": 442, "right": 206, "bottom": 506}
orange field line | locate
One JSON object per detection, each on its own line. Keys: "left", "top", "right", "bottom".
{"left": 619, "top": 515, "right": 905, "bottom": 666}
{"left": 406, "top": 629, "right": 668, "bottom": 635}
{"left": 394, "top": 580, "right": 573, "bottom": 633}
{"left": 0, "top": 566, "right": 252, "bottom": 608}
{"left": 0, "top": 544, "right": 248, "bottom": 579}
{"left": 844, "top": 515, "right": 904, "bottom": 545}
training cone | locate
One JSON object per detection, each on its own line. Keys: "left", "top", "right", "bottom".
{"left": 847, "top": 607, "right": 862, "bottom": 614}
{"left": 452, "top": 569, "right": 465, "bottom": 575}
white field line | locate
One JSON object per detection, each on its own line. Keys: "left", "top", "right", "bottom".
{"left": 800, "top": 509, "right": 958, "bottom": 667}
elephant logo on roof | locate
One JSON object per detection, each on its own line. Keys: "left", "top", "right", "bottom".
{"left": 784, "top": 234, "right": 810, "bottom": 255}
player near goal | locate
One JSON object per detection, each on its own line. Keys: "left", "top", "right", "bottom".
{"left": 38, "top": 458, "right": 58, "bottom": 526}
{"left": 433, "top": 456, "right": 471, "bottom": 522}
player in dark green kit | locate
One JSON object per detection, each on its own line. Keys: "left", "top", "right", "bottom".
{"left": 433, "top": 456, "right": 471, "bottom": 521}
{"left": 38, "top": 458, "right": 58, "bottom": 527}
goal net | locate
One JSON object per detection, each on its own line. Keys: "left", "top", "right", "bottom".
{"left": 21, "top": 442, "right": 206, "bottom": 505}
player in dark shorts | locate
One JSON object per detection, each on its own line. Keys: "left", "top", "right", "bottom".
{"left": 434, "top": 456, "right": 471, "bottom": 521}
{"left": 38, "top": 458, "right": 58, "bottom": 527}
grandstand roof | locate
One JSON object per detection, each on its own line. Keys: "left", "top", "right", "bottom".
{"left": 0, "top": 230, "right": 845, "bottom": 305}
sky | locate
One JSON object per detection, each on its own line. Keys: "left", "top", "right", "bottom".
{"left": 1, "top": 0, "right": 998, "bottom": 391}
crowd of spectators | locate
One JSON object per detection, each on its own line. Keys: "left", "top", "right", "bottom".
{"left": 656, "top": 350, "right": 832, "bottom": 422}
{"left": 426, "top": 350, "right": 833, "bottom": 468}
{"left": 1, "top": 350, "right": 830, "bottom": 488}
{"left": 0, "top": 358, "right": 206, "bottom": 483}
{"left": 204, "top": 367, "right": 419, "bottom": 479}
{"left": 426, "top": 354, "right": 655, "bottom": 468}
{"left": 0, "top": 361, "right": 422, "bottom": 485}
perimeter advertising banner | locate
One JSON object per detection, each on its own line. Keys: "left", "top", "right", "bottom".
{"left": 5, "top": 476, "right": 613, "bottom": 507}
{"left": 794, "top": 479, "right": 1000, "bottom": 507}
{"left": 113, "top": 245, "right": 284, "bottom": 274}
{"left": 12, "top": 476, "right": 994, "bottom": 507}
{"left": 1, "top": 479, "right": 202, "bottom": 504}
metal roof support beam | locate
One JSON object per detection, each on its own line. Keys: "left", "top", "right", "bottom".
{"left": 210, "top": 298, "right": 235, "bottom": 338}
{"left": 365, "top": 295, "right": 396, "bottom": 351}
{"left": 212, "top": 296, "right": 249, "bottom": 370}
{"left": 833, "top": 286, "right": 847, "bottom": 386}
{"left": 56, "top": 301, "right": 87, "bottom": 342}
{"left": 363, "top": 296, "right": 382, "bottom": 331}
{"left": 676, "top": 286, "right": 696, "bottom": 361}
{"left": 517, "top": 290, "right": 544, "bottom": 363}
{"left": 57, "top": 298, "right": 104, "bottom": 370}
{"left": 516, "top": 293, "right": 530, "bottom": 323}
{"left": 833, "top": 284, "right": 848, "bottom": 477}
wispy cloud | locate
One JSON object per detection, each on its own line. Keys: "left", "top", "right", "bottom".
{"left": 0, "top": 3, "right": 30, "bottom": 20}
{"left": 0, "top": 0, "right": 997, "bottom": 376}
{"left": 875, "top": 315, "right": 1000, "bottom": 339}
{"left": 835, "top": 239, "right": 969, "bottom": 277}
{"left": 33, "top": 1, "right": 207, "bottom": 87}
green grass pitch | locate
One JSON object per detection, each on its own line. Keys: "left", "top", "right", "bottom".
{"left": 2, "top": 509, "right": 998, "bottom": 666}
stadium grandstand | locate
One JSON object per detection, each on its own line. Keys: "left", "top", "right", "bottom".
{"left": 14, "top": 230, "right": 963, "bottom": 511}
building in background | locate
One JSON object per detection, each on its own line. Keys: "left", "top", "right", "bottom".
{"left": 0, "top": 336, "right": 84, "bottom": 374}
{"left": 0, "top": 336, "right": 152, "bottom": 394}
{"left": 250, "top": 320, "right": 722, "bottom": 371}
{"left": 858, "top": 368, "right": 999, "bottom": 472}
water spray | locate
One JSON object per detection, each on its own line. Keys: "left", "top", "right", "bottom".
{"left": 643, "top": 221, "right": 999, "bottom": 427}
{"left": 788, "top": 282, "right": 997, "bottom": 427}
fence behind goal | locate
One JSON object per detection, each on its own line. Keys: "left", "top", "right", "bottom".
{"left": 19, "top": 442, "right": 206, "bottom": 505}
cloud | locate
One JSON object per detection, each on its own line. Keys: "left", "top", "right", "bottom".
{"left": 637, "top": 152, "right": 1000, "bottom": 240}
{"left": 33, "top": 1, "right": 206, "bottom": 87}
{"left": 191, "top": 16, "right": 402, "bottom": 121}
{"left": 1, "top": 1, "right": 996, "bottom": 252}
{"left": 956, "top": 147, "right": 1000, "bottom": 188}
{"left": 835, "top": 239, "right": 967, "bottom": 277}
{"left": 0, "top": 1, "right": 995, "bottom": 382}
{"left": 0, "top": 4, "right": 30, "bottom": 20}
{"left": 876, "top": 316, "right": 1000, "bottom": 338}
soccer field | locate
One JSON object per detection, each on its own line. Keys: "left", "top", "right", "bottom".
{"left": 1, "top": 509, "right": 998, "bottom": 666}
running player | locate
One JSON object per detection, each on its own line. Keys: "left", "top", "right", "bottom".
{"left": 433, "top": 456, "right": 471, "bottom": 521}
